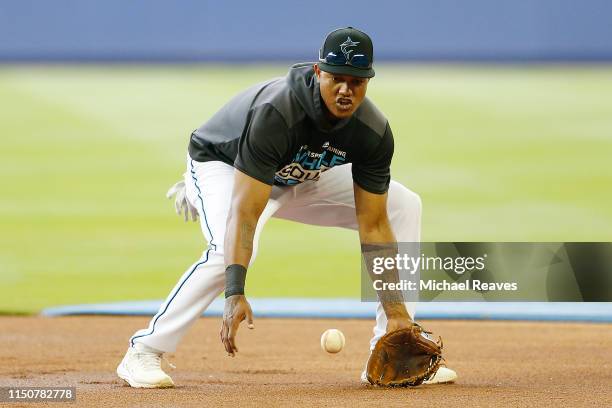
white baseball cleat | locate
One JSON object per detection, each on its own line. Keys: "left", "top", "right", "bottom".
{"left": 360, "top": 366, "right": 457, "bottom": 385}
{"left": 116, "top": 343, "right": 175, "bottom": 388}
{"left": 360, "top": 369, "right": 369, "bottom": 384}
{"left": 422, "top": 366, "right": 457, "bottom": 384}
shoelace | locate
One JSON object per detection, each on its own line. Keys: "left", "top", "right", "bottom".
{"left": 135, "top": 351, "right": 176, "bottom": 370}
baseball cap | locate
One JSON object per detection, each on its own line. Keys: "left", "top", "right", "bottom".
{"left": 318, "top": 27, "right": 375, "bottom": 78}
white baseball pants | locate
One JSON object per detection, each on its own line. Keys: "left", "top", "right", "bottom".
{"left": 130, "top": 158, "right": 421, "bottom": 353}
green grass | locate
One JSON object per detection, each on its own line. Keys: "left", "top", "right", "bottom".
{"left": 1, "top": 64, "right": 611, "bottom": 313}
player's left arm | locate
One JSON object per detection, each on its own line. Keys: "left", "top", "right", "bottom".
{"left": 353, "top": 184, "right": 393, "bottom": 243}
{"left": 353, "top": 184, "right": 413, "bottom": 330}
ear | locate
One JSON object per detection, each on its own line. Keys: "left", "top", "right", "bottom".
{"left": 313, "top": 64, "right": 321, "bottom": 79}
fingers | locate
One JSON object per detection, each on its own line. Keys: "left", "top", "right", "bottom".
{"left": 220, "top": 319, "right": 235, "bottom": 356}
{"left": 189, "top": 204, "right": 199, "bottom": 222}
{"left": 174, "top": 195, "right": 181, "bottom": 215}
{"left": 221, "top": 313, "right": 242, "bottom": 356}
{"left": 166, "top": 184, "right": 177, "bottom": 199}
{"left": 177, "top": 189, "right": 188, "bottom": 221}
{"left": 170, "top": 187, "right": 199, "bottom": 222}
{"left": 220, "top": 298, "right": 253, "bottom": 357}
{"left": 246, "top": 307, "right": 255, "bottom": 330}
{"left": 227, "top": 314, "right": 243, "bottom": 355}
{"left": 165, "top": 178, "right": 199, "bottom": 222}
{"left": 166, "top": 180, "right": 184, "bottom": 199}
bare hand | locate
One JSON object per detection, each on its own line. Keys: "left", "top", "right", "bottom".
{"left": 384, "top": 302, "right": 413, "bottom": 332}
{"left": 386, "top": 316, "right": 413, "bottom": 333}
{"left": 220, "top": 295, "right": 254, "bottom": 356}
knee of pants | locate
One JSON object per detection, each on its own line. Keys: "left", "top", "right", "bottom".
{"left": 387, "top": 182, "right": 422, "bottom": 242}
{"left": 207, "top": 241, "right": 260, "bottom": 267}
{"left": 388, "top": 181, "right": 422, "bottom": 220}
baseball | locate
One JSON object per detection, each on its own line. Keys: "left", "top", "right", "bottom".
{"left": 320, "top": 329, "right": 345, "bottom": 353}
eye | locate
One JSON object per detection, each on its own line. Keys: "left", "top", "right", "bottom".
{"left": 352, "top": 79, "right": 365, "bottom": 86}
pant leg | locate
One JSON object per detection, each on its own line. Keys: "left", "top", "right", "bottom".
{"left": 273, "top": 164, "right": 422, "bottom": 350}
{"left": 130, "top": 159, "right": 286, "bottom": 352}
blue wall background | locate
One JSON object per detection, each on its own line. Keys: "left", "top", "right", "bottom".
{"left": 1, "top": 0, "right": 612, "bottom": 62}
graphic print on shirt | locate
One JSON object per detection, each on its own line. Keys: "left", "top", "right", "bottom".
{"left": 274, "top": 142, "right": 347, "bottom": 185}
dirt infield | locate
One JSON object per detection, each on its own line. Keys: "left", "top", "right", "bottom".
{"left": 0, "top": 317, "right": 610, "bottom": 407}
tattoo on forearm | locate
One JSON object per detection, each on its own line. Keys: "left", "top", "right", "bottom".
{"left": 240, "top": 222, "right": 255, "bottom": 250}
{"left": 361, "top": 243, "right": 406, "bottom": 305}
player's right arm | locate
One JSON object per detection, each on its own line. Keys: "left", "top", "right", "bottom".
{"left": 224, "top": 170, "right": 272, "bottom": 267}
{"left": 220, "top": 169, "right": 272, "bottom": 356}
{"left": 220, "top": 105, "right": 288, "bottom": 356}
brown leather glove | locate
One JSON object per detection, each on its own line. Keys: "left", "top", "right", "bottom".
{"left": 366, "top": 323, "right": 443, "bottom": 386}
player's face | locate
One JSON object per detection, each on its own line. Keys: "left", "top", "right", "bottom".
{"left": 314, "top": 65, "right": 369, "bottom": 120}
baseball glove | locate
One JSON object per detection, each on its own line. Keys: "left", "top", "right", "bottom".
{"left": 366, "top": 323, "right": 443, "bottom": 387}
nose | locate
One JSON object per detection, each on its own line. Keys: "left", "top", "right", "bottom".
{"left": 338, "top": 82, "right": 351, "bottom": 96}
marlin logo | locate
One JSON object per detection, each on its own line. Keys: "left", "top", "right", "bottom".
{"left": 340, "top": 37, "right": 360, "bottom": 60}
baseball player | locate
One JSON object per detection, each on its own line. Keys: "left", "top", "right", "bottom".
{"left": 117, "top": 27, "right": 457, "bottom": 388}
